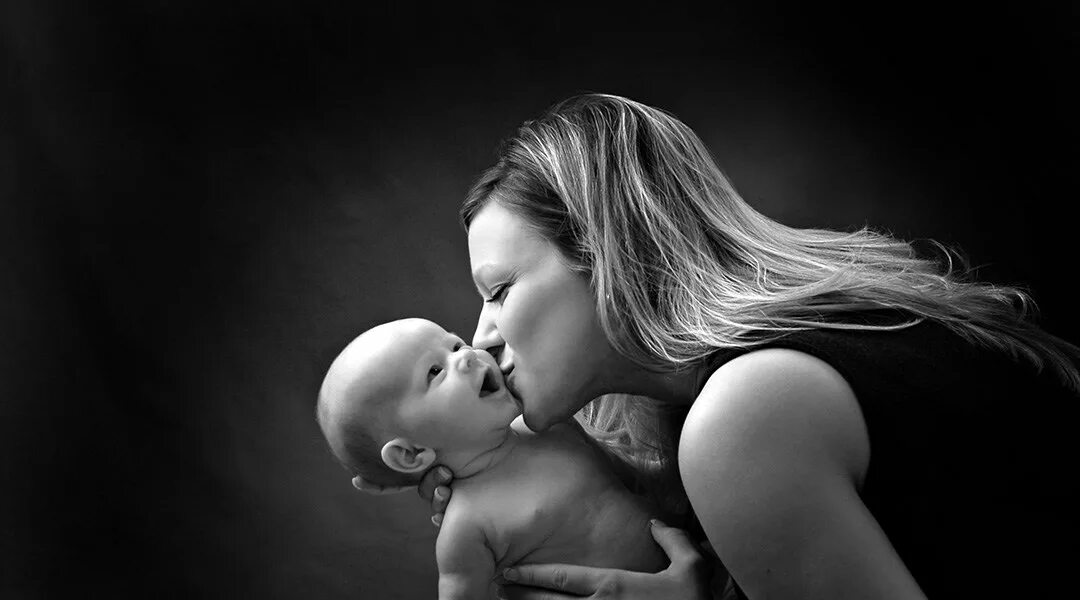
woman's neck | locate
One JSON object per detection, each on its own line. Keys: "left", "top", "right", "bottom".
{"left": 599, "top": 354, "right": 706, "bottom": 406}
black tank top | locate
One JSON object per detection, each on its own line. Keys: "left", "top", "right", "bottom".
{"left": 693, "top": 318, "right": 1077, "bottom": 598}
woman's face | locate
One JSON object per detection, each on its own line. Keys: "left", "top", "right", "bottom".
{"left": 467, "top": 201, "right": 618, "bottom": 432}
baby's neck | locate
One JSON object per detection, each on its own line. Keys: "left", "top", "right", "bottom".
{"left": 449, "top": 429, "right": 522, "bottom": 480}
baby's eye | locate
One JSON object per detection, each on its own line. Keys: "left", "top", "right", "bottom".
{"left": 453, "top": 341, "right": 464, "bottom": 351}
{"left": 428, "top": 365, "right": 443, "bottom": 382}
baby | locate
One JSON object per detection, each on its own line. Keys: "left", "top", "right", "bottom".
{"left": 316, "top": 318, "right": 667, "bottom": 599}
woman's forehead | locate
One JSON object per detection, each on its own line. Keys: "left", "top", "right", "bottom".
{"left": 467, "top": 202, "right": 549, "bottom": 275}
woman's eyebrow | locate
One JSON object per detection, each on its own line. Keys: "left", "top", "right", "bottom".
{"left": 471, "top": 264, "right": 499, "bottom": 294}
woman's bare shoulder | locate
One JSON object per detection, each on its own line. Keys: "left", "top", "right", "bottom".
{"left": 676, "top": 349, "right": 922, "bottom": 598}
{"left": 681, "top": 347, "right": 870, "bottom": 493}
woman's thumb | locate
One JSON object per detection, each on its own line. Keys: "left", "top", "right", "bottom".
{"left": 650, "top": 519, "right": 706, "bottom": 568}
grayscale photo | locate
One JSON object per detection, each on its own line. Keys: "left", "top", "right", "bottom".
{"left": 3, "top": 2, "right": 1076, "bottom": 598}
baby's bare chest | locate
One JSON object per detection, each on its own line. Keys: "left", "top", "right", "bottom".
{"left": 459, "top": 443, "right": 660, "bottom": 571}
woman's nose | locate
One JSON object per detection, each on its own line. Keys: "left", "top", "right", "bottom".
{"left": 473, "top": 318, "right": 514, "bottom": 374}
{"left": 472, "top": 308, "right": 503, "bottom": 360}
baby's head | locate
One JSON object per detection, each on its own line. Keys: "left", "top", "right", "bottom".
{"left": 317, "top": 318, "right": 521, "bottom": 487}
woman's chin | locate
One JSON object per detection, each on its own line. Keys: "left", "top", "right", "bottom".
{"left": 522, "top": 406, "right": 569, "bottom": 433}
{"left": 521, "top": 411, "right": 551, "bottom": 433}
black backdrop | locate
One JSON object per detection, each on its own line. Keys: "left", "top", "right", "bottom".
{"left": 3, "top": 2, "right": 1076, "bottom": 598}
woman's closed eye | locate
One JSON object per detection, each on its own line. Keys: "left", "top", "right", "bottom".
{"left": 485, "top": 284, "right": 508, "bottom": 304}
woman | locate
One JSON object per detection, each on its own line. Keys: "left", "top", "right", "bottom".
{"left": 357, "top": 94, "right": 1079, "bottom": 598}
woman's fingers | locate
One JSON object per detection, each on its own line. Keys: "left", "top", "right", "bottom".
{"left": 650, "top": 520, "right": 708, "bottom": 573}
{"left": 417, "top": 466, "right": 454, "bottom": 502}
{"left": 502, "top": 564, "right": 606, "bottom": 596}
{"left": 500, "top": 585, "right": 578, "bottom": 600}
{"left": 350, "top": 475, "right": 410, "bottom": 495}
{"left": 431, "top": 485, "right": 452, "bottom": 520}
{"left": 416, "top": 466, "right": 454, "bottom": 527}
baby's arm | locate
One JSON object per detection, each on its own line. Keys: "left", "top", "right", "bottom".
{"left": 435, "top": 511, "right": 496, "bottom": 600}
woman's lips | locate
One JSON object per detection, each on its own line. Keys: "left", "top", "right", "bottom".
{"left": 505, "top": 373, "right": 522, "bottom": 408}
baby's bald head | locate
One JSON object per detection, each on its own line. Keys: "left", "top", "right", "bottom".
{"left": 317, "top": 318, "right": 517, "bottom": 487}
{"left": 317, "top": 320, "right": 427, "bottom": 487}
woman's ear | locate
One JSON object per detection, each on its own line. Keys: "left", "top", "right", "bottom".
{"left": 380, "top": 437, "right": 437, "bottom": 474}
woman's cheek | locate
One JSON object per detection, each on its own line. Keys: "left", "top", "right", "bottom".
{"left": 502, "top": 287, "right": 541, "bottom": 357}
{"left": 505, "top": 289, "right": 557, "bottom": 393}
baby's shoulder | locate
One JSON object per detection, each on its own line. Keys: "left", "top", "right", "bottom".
{"left": 440, "top": 484, "right": 497, "bottom": 540}
{"left": 436, "top": 496, "right": 492, "bottom": 558}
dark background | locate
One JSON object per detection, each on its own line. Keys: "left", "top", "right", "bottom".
{"left": 2, "top": 2, "right": 1076, "bottom": 598}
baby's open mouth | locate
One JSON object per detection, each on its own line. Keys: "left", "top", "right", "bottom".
{"left": 479, "top": 367, "right": 501, "bottom": 397}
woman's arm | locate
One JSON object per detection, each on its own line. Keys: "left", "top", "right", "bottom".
{"left": 679, "top": 348, "right": 925, "bottom": 600}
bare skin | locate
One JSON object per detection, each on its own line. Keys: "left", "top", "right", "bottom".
{"left": 679, "top": 349, "right": 926, "bottom": 599}
{"left": 420, "top": 349, "right": 927, "bottom": 600}
{"left": 323, "top": 319, "right": 675, "bottom": 600}
{"left": 437, "top": 422, "right": 666, "bottom": 599}
{"left": 393, "top": 203, "right": 927, "bottom": 598}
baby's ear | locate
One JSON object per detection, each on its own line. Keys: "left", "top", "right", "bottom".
{"left": 380, "top": 437, "right": 437, "bottom": 474}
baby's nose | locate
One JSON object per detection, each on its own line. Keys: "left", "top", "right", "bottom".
{"left": 454, "top": 348, "right": 478, "bottom": 371}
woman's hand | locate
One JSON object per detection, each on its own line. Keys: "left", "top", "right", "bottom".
{"left": 498, "top": 520, "right": 712, "bottom": 599}
{"left": 350, "top": 475, "right": 410, "bottom": 495}
{"left": 416, "top": 465, "right": 455, "bottom": 527}
{"left": 351, "top": 466, "right": 456, "bottom": 527}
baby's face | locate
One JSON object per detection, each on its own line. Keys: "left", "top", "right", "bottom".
{"left": 353, "top": 318, "right": 522, "bottom": 452}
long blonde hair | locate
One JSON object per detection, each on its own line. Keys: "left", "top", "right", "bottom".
{"left": 461, "top": 93, "right": 1080, "bottom": 514}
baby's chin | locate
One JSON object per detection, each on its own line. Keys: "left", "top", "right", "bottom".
{"left": 495, "top": 412, "right": 521, "bottom": 433}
